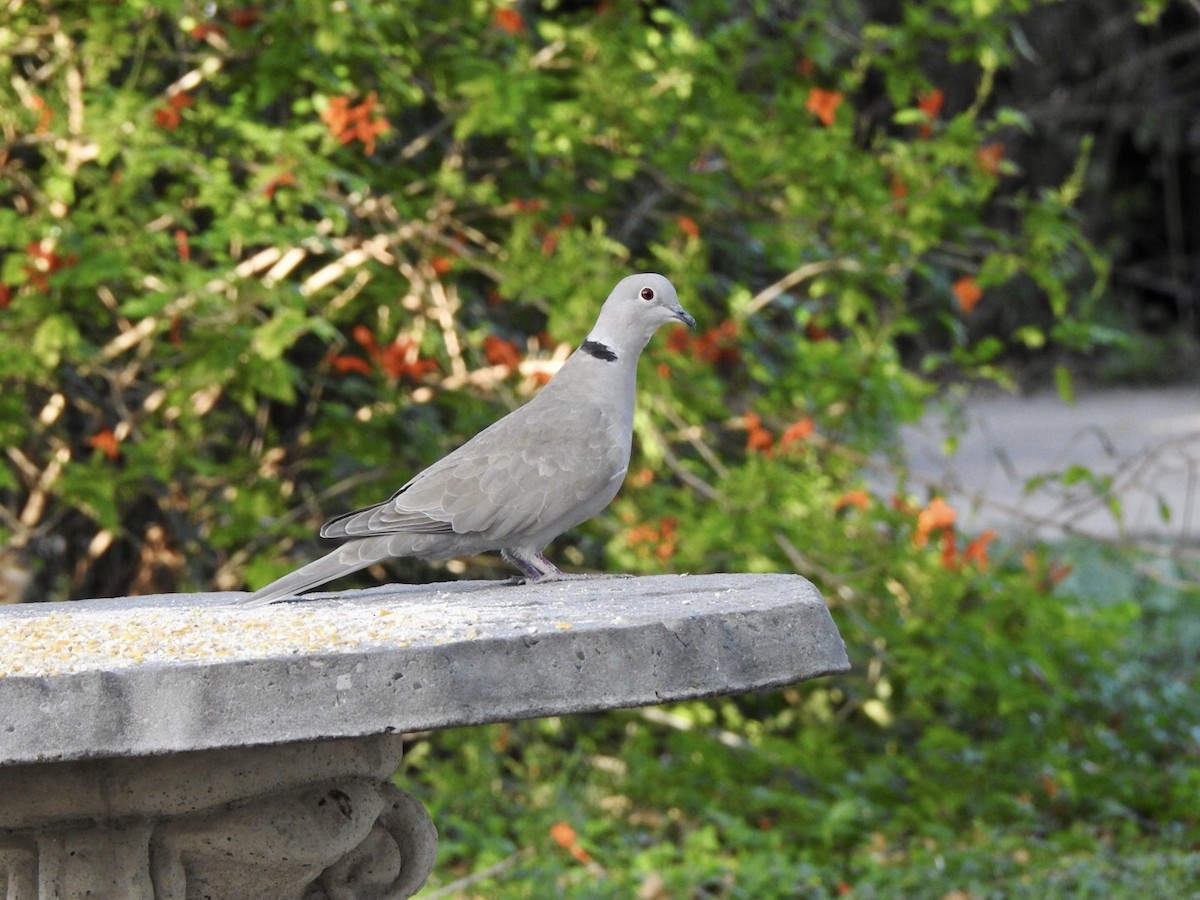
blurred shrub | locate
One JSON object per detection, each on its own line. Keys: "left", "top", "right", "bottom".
{"left": 7, "top": 3, "right": 1196, "bottom": 893}
{"left": 0, "top": 0, "right": 1103, "bottom": 598}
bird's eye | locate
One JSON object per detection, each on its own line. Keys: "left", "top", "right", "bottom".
{"left": 639, "top": 287, "right": 655, "bottom": 301}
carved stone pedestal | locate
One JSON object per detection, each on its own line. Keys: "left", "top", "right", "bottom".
{"left": 0, "top": 735, "right": 436, "bottom": 899}
{"left": 0, "top": 573, "right": 849, "bottom": 898}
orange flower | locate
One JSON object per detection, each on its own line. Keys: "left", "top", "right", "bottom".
{"left": 629, "top": 467, "right": 654, "bottom": 488}
{"left": 780, "top": 417, "right": 814, "bottom": 449}
{"left": 321, "top": 92, "right": 389, "bottom": 155}
{"left": 917, "top": 88, "right": 944, "bottom": 138}
{"left": 627, "top": 517, "right": 678, "bottom": 562}
{"left": 952, "top": 276, "right": 983, "bottom": 314}
{"left": 88, "top": 429, "right": 120, "bottom": 461}
{"left": 940, "top": 526, "right": 958, "bottom": 571}
{"left": 494, "top": 7, "right": 525, "bottom": 35}
{"left": 549, "top": 821, "right": 592, "bottom": 864}
{"left": 26, "top": 94, "right": 53, "bottom": 134}
{"left": 263, "top": 171, "right": 295, "bottom": 199}
{"left": 963, "top": 528, "right": 997, "bottom": 568}
{"left": 834, "top": 489, "right": 870, "bottom": 512}
{"left": 430, "top": 255, "right": 454, "bottom": 276}
{"left": 483, "top": 334, "right": 522, "bottom": 370}
{"left": 744, "top": 412, "right": 774, "bottom": 455}
{"left": 977, "top": 142, "right": 1005, "bottom": 177}
{"left": 676, "top": 215, "right": 700, "bottom": 238}
{"left": 914, "top": 497, "right": 956, "bottom": 548}
{"left": 174, "top": 229, "right": 190, "bottom": 263}
{"left": 805, "top": 88, "right": 843, "bottom": 127}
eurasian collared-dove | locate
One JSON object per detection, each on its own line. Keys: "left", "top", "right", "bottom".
{"left": 242, "top": 273, "right": 695, "bottom": 605}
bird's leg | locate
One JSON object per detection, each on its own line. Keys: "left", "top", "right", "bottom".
{"left": 501, "top": 549, "right": 561, "bottom": 583}
{"left": 502, "top": 549, "right": 630, "bottom": 585}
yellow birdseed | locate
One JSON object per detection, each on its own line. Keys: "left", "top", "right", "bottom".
{"left": 0, "top": 597, "right": 502, "bottom": 679}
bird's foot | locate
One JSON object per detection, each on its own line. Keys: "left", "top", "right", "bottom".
{"left": 506, "top": 571, "right": 633, "bottom": 586}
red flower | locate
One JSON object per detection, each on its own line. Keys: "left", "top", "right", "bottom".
{"left": 484, "top": 335, "right": 522, "bottom": 370}
{"left": 494, "top": 7, "right": 526, "bottom": 35}
{"left": 154, "top": 92, "right": 193, "bottom": 130}
{"left": 228, "top": 7, "right": 262, "bottom": 28}
{"left": 917, "top": 88, "right": 944, "bottom": 138}
{"left": 24, "top": 241, "right": 76, "bottom": 292}
{"left": 676, "top": 215, "right": 700, "bottom": 238}
{"left": 329, "top": 354, "right": 374, "bottom": 376}
{"left": 379, "top": 337, "right": 438, "bottom": 383}
{"left": 334, "top": 326, "right": 438, "bottom": 382}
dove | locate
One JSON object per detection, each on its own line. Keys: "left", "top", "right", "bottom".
{"left": 241, "top": 273, "right": 695, "bottom": 605}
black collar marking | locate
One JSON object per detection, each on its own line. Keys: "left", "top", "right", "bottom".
{"left": 581, "top": 339, "right": 618, "bottom": 362}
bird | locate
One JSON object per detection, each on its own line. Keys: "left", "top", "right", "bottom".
{"left": 241, "top": 273, "right": 695, "bottom": 606}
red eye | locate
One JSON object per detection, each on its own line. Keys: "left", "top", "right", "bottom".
{"left": 640, "top": 287, "right": 655, "bottom": 301}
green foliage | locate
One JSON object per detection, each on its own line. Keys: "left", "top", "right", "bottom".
{"left": 2, "top": 0, "right": 1100, "bottom": 595}
{"left": 403, "top": 542, "right": 1199, "bottom": 896}
{"left": 3, "top": 1, "right": 1194, "bottom": 895}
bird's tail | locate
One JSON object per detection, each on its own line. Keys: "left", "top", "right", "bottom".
{"left": 239, "top": 539, "right": 391, "bottom": 607}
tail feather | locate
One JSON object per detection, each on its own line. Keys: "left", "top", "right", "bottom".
{"left": 240, "top": 539, "right": 389, "bottom": 607}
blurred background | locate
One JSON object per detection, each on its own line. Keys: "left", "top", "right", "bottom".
{"left": 2, "top": 0, "right": 1197, "bottom": 895}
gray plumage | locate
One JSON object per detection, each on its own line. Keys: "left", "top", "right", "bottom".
{"left": 242, "top": 273, "right": 695, "bottom": 605}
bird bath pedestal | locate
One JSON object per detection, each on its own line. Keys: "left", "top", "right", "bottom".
{"left": 0, "top": 573, "right": 848, "bottom": 898}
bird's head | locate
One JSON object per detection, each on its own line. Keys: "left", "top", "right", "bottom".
{"left": 587, "top": 273, "right": 696, "bottom": 355}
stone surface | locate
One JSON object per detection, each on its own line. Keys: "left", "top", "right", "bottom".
{"left": 0, "top": 573, "right": 848, "bottom": 766}
{"left": 0, "top": 573, "right": 847, "bottom": 898}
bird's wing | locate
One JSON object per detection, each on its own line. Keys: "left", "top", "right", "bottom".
{"left": 321, "top": 398, "right": 629, "bottom": 543}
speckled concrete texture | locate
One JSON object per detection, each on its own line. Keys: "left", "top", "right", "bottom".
{"left": 0, "top": 573, "right": 848, "bottom": 766}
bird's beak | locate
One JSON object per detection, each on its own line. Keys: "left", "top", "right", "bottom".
{"left": 673, "top": 306, "right": 697, "bottom": 330}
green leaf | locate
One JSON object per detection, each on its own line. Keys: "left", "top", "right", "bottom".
{"left": 32, "top": 315, "right": 83, "bottom": 367}
{"left": 1054, "top": 364, "right": 1074, "bottom": 404}
{"left": 251, "top": 307, "right": 310, "bottom": 360}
